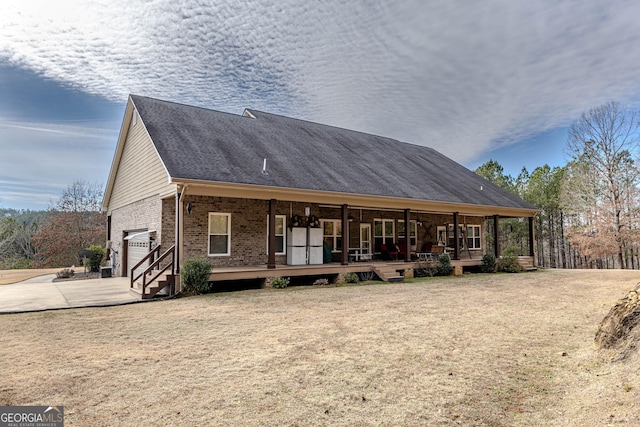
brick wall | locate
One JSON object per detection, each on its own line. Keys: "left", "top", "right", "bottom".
{"left": 159, "top": 195, "right": 487, "bottom": 268}
{"left": 172, "top": 196, "right": 320, "bottom": 268}
{"left": 109, "top": 195, "right": 163, "bottom": 276}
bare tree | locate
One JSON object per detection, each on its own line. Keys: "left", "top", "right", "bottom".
{"left": 56, "top": 179, "right": 103, "bottom": 213}
{"left": 31, "top": 180, "right": 105, "bottom": 268}
{"left": 523, "top": 165, "right": 565, "bottom": 268}
{"left": 0, "top": 214, "right": 40, "bottom": 269}
{"left": 563, "top": 102, "right": 640, "bottom": 268}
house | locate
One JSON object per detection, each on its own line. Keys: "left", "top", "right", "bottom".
{"left": 102, "top": 95, "right": 538, "bottom": 298}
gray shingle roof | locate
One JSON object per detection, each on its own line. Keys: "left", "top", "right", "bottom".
{"left": 130, "top": 95, "right": 536, "bottom": 211}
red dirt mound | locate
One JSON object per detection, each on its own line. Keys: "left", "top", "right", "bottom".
{"left": 595, "top": 283, "right": 640, "bottom": 360}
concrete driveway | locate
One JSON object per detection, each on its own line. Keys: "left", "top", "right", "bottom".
{"left": 0, "top": 274, "right": 139, "bottom": 313}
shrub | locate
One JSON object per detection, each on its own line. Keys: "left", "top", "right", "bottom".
{"left": 56, "top": 268, "right": 74, "bottom": 279}
{"left": 0, "top": 256, "right": 31, "bottom": 270}
{"left": 181, "top": 258, "right": 213, "bottom": 294}
{"left": 481, "top": 253, "right": 497, "bottom": 273}
{"left": 313, "top": 278, "right": 330, "bottom": 286}
{"left": 271, "top": 277, "right": 290, "bottom": 289}
{"left": 497, "top": 246, "right": 522, "bottom": 273}
{"left": 343, "top": 272, "right": 359, "bottom": 283}
{"left": 87, "top": 245, "right": 106, "bottom": 273}
{"left": 436, "top": 254, "right": 453, "bottom": 276}
{"left": 414, "top": 258, "right": 438, "bottom": 277}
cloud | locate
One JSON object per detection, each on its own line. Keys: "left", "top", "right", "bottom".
{"left": 0, "top": 119, "right": 115, "bottom": 139}
{"left": 0, "top": 119, "right": 116, "bottom": 209}
{"left": 2, "top": 0, "right": 640, "bottom": 167}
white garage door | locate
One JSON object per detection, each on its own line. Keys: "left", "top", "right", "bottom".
{"left": 127, "top": 232, "right": 150, "bottom": 277}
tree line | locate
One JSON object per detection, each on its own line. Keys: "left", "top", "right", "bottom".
{"left": 476, "top": 101, "right": 640, "bottom": 269}
{"left": 0, "top": 180, "right": 105, "bottom": 269}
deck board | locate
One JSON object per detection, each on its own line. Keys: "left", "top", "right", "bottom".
{"left": 207, "top": 258, "right": 487, "bottom": 282}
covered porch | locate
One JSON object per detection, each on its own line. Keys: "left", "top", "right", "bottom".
{"left": 126, "top": 188, "right": 537, "bottom": 298}
{"left": 165, "top": 182, "right": 537, "bottom": 288}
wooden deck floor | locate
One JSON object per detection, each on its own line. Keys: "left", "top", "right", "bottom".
{"left": 207, "top": 258, "right": 487, "bottom": 282}
{"left": 206, "top": 255, "right": 535, "bottom": 282}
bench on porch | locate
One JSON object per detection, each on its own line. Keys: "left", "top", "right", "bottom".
{"left": 348, "top": 248, "right": 372, "bottom": 262}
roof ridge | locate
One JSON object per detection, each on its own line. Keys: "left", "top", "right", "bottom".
{"left": 131, "top": 96, "right": 428, "bottom": 151}
{"left": 246, "top": 108, "right": 415, "bottom": 145}
{"left": 130, "top": 94, "right": 246, "bottom": 119}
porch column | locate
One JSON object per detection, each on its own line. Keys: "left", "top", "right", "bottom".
{"left": 453, "top": 212, "right": 460, "bottom": 260}
{"left": 175, "top": 191, "right": 181, "bottom": 275}
{"left": 493, "top": 215, "right": 500, "bottom": 258}
{"left": 341, "top": 204, "right": 349, "bottom": 265}
{"left": 268, "top": 199, "right": 277, "bottom": 269}
{"left": 404, "top": 209, "right": 411, "bottom": 262}
{"left": 528, "top": 216, "right": 535, "bottom": 258}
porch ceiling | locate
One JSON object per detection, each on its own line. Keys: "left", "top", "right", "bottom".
{"left": 174, "top": 179, "right": 540, "bottom": 218}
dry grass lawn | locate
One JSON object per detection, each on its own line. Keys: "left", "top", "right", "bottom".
{"left": 0, "top": 268, "right": 62, "bottom": 285}
{"left": 1, "top": 269, "right": 639, "bottom": 426}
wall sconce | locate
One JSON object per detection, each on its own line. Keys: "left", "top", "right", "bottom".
{"left": 186, "top": 203, "right": 193, "bottom": 215}
{"left": 305, "top": 207, "right": 310, "bottom": 217}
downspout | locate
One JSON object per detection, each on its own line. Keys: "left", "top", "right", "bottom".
{"left": 175, "top": 190, "right": 180, "bottom": 277}
{"left": 106, "top": 214, "right": 111, "bottom": 259}
{"left": 175, "top": 184, "right": 188, "bottom": 276}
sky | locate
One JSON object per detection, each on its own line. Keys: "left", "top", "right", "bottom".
{"left": 2, "top": 0, "right": 640, "bottom": 210}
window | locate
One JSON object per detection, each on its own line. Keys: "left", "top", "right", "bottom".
{"left": 467, "top": 225, "right": 481, "bottom": 249}
{"left": 322, "top": 219, "right": 342, "bottom": 252}
{"left": 267, "top": 215, "right": 286, "bottom": 255}
{"left": 208, "top": 213, "right": 230, "bottom": 256}
{"left": 374, "top": 219, "right": 394, "bottom": 252}
{"left": 447, "top": 224, "right": 465, "bottom": 248}
{"left": 397, "top": 220, "right": 417, "bottom": 246}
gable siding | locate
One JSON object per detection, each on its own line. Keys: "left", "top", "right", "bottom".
{"left": 108, "top": 114, "right": 174, "bottom": 211}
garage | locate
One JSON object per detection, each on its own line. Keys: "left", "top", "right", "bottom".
{"left": 125, "top": 230, "right": 152, "bottom": 277}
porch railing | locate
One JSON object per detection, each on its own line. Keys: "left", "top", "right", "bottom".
{"left": 130, "top": 245, "right": 176, "bottom": 295}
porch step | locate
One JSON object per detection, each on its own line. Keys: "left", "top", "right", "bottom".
{"left": 372, "top": 264, "right": 405, "bottom": 283}
{"left": 131, "top": 273, "right": 174, "bottom": 299}
{"left": 517, "top": 257, "right": 537, "bottom": 272}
